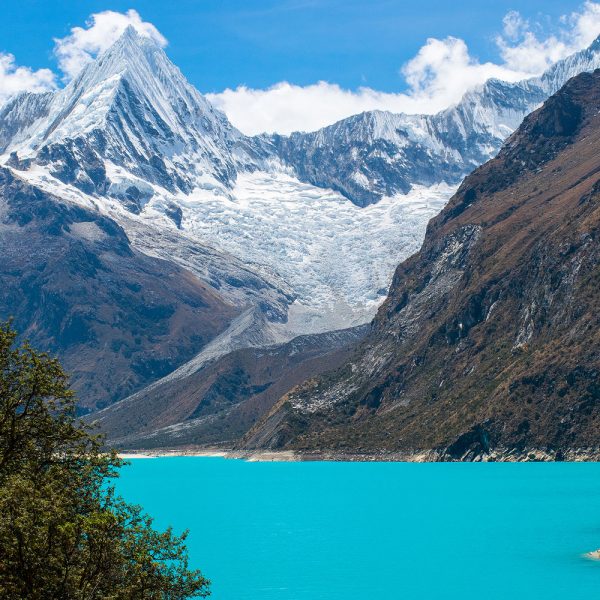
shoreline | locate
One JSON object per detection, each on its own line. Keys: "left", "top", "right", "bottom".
{"left": 118, "top": 447, "right": 600, "bottom": 462}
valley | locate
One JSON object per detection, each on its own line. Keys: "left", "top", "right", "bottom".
{"left": 1, "top": 27, "right": 599, "bottom": 456}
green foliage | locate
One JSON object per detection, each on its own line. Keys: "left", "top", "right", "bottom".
{"left": 0, "top": 321, "right": 210, "bottom": 599}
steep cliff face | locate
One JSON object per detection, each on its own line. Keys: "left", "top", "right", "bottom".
{"left": 242, "top": 70, "right": 600, "bottom": 457}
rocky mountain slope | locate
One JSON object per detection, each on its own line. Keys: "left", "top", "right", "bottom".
{"left": 2, "top": 29, "right": 600, "bottom": 421}
{"left": 0, "top": 166, "right": 238, "bottom": 410}
{"left": 93, "top": 326, "right": 366, "bottom": 449}
{"left": 241, "top": 70, "right": 600, "bottom": 458}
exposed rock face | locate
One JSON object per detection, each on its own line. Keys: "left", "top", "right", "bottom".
{"left": 0, "top": 167, "right": 238, "bottom": 410}
{"left": 241, "top": 70, "right": 600, "bottom": 457}
{"left": 92, "top": 326, "right": 366, "bottom": 448}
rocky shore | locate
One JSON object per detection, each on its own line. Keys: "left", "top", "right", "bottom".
{"left": 118, "top": 446, "right": 600, "bottom": 462}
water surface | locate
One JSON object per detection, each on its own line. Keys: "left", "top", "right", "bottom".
{"left": 117, "top": 458, "right": 600, "bottom": 599}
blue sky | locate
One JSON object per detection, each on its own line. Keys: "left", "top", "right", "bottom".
{"left": 0, "top": 0, "right": 589, "bottom": 91}
{"left": 2, "top": 1, "right": 599, "bottom": 133}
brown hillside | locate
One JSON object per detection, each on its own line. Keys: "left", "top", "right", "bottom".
{"left": 241, "top": 70, "right": 600, "bottom": 458}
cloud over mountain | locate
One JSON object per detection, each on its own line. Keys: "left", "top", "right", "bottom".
{"left": 54, "top": 9, "right": 167, "bottom": 81}
{"left": 0, "top": 53, "right": 55, "bottom": 104}
{"left": 209, "top": 1, "right": 600, "bottom": 134}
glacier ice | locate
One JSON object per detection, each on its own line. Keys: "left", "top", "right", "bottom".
{"left": 2, "top": 27, "right": 600, "bottom": 346}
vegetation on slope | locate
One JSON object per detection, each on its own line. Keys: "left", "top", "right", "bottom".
{"left": 242, "top": 70, "right": 600, "bottom": 458}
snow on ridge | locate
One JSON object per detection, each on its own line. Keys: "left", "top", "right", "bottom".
{"left": 170, "top": 170, "right": 455, "bottom": 332}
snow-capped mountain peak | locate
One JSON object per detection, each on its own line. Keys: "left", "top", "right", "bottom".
{"left": 2, "top": 26, "right": 259, "bottom": 209}
{"left": 69, "top": 25, "right": 229, "bottom": 141}
{"left": 3, "top": 31, "right": 600, "bottom": 341}
{"left": 4, "top": 31, "right": 600, "bottom": 212}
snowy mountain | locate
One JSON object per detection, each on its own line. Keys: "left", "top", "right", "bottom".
{"left": 270, "top": 36, "right": 600, "bottom": 207}
{"left": 1, "top": 27, "right": 269, "bottom": 213}
{"left": 2, "top": 28, "right": 600, "bottom": 373}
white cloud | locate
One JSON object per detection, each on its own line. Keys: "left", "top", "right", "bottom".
{"left": 54, "top": 9, "right": 167, "bottom": 81}
{"left": 2, "top": 4, "right": 600, "bottom": 133}
{"left": 564, "top": 0, "right": 600, "bottom": 47}
{"left": 208, "top": 82, "right": 426, "bottom": 136}
{"left": 400, "top": 36, "right": 530, "bottom": 108}
{"left": 0, "top": 53, "right": 56, "bottom": 105}
{"left": 208, "top": 35, "right": 532, "bottom": 137}
{"left": 496, "top": 2, "right": 600, "bottom": 74}
{"left": 502, "top": 11, "right": 528, "bottom": 42}
{"left": 210, "top": 1, "right": 600, "bottom": 135}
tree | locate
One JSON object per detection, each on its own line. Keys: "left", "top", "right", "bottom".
{"left": 0, "top": 321, "right": 210, "bottom": 599}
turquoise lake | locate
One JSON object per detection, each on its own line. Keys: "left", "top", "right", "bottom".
{"left": 117, "top": 458, "right": 600, "bottom": 599}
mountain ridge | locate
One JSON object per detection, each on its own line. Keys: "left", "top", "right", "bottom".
{"left": 0, "top": 165, "right": 240, "bottom": 409}
{"left": 3, "top": 31, "right": 600, "bottom": 210}
{"left": 268, "top": 37, "right": 600, "bottom": 206}
{"left": 240, "top": 69, "right": 600, "bottom": 458}
{"left": 2, "top": 30, "right": 600, "bottom": 424}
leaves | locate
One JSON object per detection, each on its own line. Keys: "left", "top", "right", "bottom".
{"left": 0, "top": 321, "right": 210, "bottom": 599}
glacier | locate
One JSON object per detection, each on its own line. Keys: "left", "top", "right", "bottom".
{"left": 174, "top": 172, "right": 453, "bottom": 332}
{"left": 2, "top": 26, "right": 600, "bottom": 355}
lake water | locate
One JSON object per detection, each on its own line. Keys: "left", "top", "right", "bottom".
{"left": 117, "top": 458, "right": 600, "bottom": 600}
